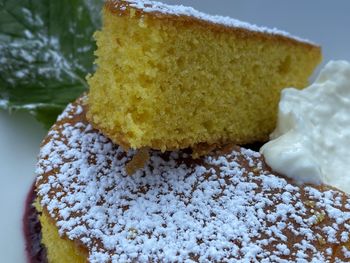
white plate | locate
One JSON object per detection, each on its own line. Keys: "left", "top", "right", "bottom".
{"left": 0, "top": 111, "right": 45, "bottom": 262}
{"left": 1, "top": 1, "right": 350, "bottom": 262}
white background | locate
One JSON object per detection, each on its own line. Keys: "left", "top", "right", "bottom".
{"left": 1, "top": 1, "right": 350, "bottom": 262}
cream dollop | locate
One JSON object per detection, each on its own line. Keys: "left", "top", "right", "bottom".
{"left": 260, "top": 60, "right": 350, "bottom": 193}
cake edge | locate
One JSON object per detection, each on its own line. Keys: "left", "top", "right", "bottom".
{"left": 106, "top": 0, "right": 320, "bottom": 48}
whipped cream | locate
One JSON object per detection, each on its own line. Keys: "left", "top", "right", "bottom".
{"left": 261, "top": 60, "right": 350, "bottom": 194}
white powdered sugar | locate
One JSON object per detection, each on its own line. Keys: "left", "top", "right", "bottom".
{"left": 0, "top": 8, "right": 87, "bottom": 86}
{"left": 36, "top": 98, "right": 350, "bottom": 262}
{"left": 0, "top": 6, "right": 92, "bottom": 110}
{"left": 114, "top": 0, "right": 314, "bottom": 45}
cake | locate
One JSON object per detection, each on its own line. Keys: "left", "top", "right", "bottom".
{"left": 87, "top": 0, "right": 322, "bottom": 151}
{"left": 34, "top": 97, "right": 350, "bottom": 262}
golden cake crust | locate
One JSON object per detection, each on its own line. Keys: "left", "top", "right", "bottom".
{"left": 36, "top": 97, "right": 350, "bottom": 262}
{"left": 105, "top": 0, "right": 319, "bottom": 51}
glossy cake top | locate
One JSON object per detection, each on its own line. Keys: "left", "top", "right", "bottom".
{"left": 35, "top": 97, "right": 350, "bottom": 262}
{"left": 107, "top": 0, "right": 314, "bottom": 45}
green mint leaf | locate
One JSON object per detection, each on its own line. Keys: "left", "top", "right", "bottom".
{"left": 0, "top": 0, "right": 102, "bottom": 128}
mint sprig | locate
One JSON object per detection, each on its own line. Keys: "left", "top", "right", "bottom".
{"left": 0, "top": 0, "right": 102, "bottom": 128}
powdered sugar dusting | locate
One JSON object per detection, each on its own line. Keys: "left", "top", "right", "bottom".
{"left": 0, "top": 4, "right": 96, "bottom": 114}
{"left": 0, "top": 8, "right": 87, "bottom": 88}
{"left": 113, "top": 0, "right": 314, "bottom": 45}
{"left": 36, "top": 98, "right": 350, "bottom": 262}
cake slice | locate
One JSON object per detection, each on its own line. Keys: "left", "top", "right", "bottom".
{"left": 87, "top": 0, "right": 321, "bottom": 151}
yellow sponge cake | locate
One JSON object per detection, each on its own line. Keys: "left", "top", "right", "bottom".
{"left": 87, "top": 0, "right": 321, "bottom": 151}
{"left": 35, "top": 97, "right": 350, "bottom": 262}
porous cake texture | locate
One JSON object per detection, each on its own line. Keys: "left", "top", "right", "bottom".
{"left": 87, "top": 0, "right": 321, "bottom": 151}
{"left": 35, "top": 98, "right": 350, "bottom": 262}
